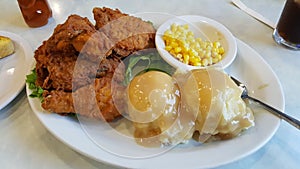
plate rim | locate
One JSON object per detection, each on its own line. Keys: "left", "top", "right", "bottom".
{"left": 0, "top": 30, "right": 33, "bottom": 110}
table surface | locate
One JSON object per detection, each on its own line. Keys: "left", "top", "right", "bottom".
{"left": 1, "top": 0, "right": 300, "bottom": 168}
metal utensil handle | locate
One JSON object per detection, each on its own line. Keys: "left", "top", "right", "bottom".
{"left": 247, "top": 96, "right": 300, "bottom": 130}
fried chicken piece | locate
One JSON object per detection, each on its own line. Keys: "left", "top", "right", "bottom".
{"left": 34, "top": 15, "right": 121, "bottom": 91}
{"left": 93, "top": 7, "right": 156, "bottom": 58}
{"left": 36, "top": 52, "right": 122, "bottom": 92}
{"left": 34, "top": 14, "right": 100, "bottom": 89}
{"left": 45, "top": 14, "right": 97, "bottom": 55}
{"left": 73, "top": 30, "right": 114, "bottom": 62}
{"left": 41, "top": 70, "right": 126, "bottom": 122}
{"left": 36, "top": 14, "right": 113, "bottom": 63}
{"left": 35, "top": 42, "right": 49, "bottom": 87}
{"left": 37, "top": 53, "right": 100, "bottom": 91}
{"left": 93, "top": 7, "right": 128, "bottom": 29}
{"left": 35, "top": 7, "right": 156, "bottom": 122}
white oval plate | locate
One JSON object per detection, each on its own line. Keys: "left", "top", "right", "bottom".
{"left": 26, "top": 16, "right": 284, "bottom": 169}
{"left": 0, "top": 30, "right": 32, "bottom": 110}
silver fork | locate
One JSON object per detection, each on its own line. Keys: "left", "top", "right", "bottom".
{"left": 230, "top": 76, "right": 300, "bottom": 130}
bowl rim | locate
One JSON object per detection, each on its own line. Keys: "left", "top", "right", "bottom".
{"left": 155, "top": 15, "right": 237, "bottom": 71}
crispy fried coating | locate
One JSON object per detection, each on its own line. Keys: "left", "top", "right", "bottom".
{"left": 34, "top": 7, "right": 156, "bottom": 121}
{"left": 41, "top": 79, "right": 125, "bottom": 122}
{"left": 73, "top": 31, "right": 114, "bottom": 62}
{"left": 93, "top": 7, "right": 128, "bottom": 29}
{"left": 34, "top": 14, "right": 98, "bottom": 89}
{"left": 41, "top": 58, "right": 125, "bottom": 122}
{"left": 34, "top": 15, "right": 118, "bottom": 91}
{"left": 93, "top": 7, "right": 156, "bottom": 57}
{"left": 36, "top": 54, "right": 121, "bottom": 91}
{"left": 45, "top": 14, "right": 96, "bottom": 55}
{"left": 35, "top": 14, "right": 112, "bottom": 64}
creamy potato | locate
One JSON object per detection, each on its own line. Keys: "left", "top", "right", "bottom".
{"left": 183, "top": 68, "right": 255, "bottom": 142}
{"left": 126, "top": 69, "right": 254, "bottom": 146}
{"left": 127, "top": 71, "right": 195, "bottom": 146}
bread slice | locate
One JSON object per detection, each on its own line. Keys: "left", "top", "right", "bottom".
{"left": 0, "top": 36, "right": 15, "bottom": 58}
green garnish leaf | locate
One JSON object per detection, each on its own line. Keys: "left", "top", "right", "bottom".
{"left": 26, "top": 69, "right": 44, "bottom": 101}
{"left": 124, "top": 50, "right": 175, "bottom": 85}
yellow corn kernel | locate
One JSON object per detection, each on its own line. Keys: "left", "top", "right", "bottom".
{"left": 171, "top": 23, "right": 178, "bottom": 32}
{"left": 212, "top": 51, "right": 218, "bottom": 58}
{"left": 213, "top": 41, "right": 221, "bottom": 48}
{"left": 177, "top": 26, "right": 185, "bottom": 33}
{"left": 205, "top": 51, "right": 211, "bottom": 58}
{"left": 186, "top": 36, "right": 194, "bottom": 43}
{"left": 189, "top": 57, "right": 200, "bottom": 65}
{"left": 212, "top": 58, "right": 219, "bottom": 63}
{"left": 189, "top": 49, "right": 198, "bottom": 57}
{"left": 206, "top": 45, "right": 212, "bottom": 51}
{"left": 193, "top": 62, "right": 202, "bottom": 66}
{"left": 219, "top": 47, "right": 225, "bottom": 54}
{"left": 194, "top": 42, "right": 200, "bottom": 49}
{"left": 189, "top": 43, "right": 196, "bottom": 50}
{"left": 183, "top": 54, "right": 190, "bottom": 64}
{"left": 183, "top": 24, "right": 189, "bottom": 30}
{"left": 196, "top": 37, "right": 203, "bottom": 43}
{"left": 211, "top": 47, "right": 217, "bottom": 53}
{"left": 162, "top": 36, "right": 168, "bottom": 41}
{"left": 199, "top": 41, "right": 206, "bottom": 48}
{"left": 217, "top": 54, "right": 222, "bottom": 60}
{"left": 178, "top": 37, "right": 185, "bottom": 44}
{"left": 176, "top": 53, "right": 183, "bottom": 59}
{"left": 165, "top": 38, "right": 174, "bottom": 45}
{"left": 201, "top": 58, "right": 208, "bottom": 66}
{"left": 174, "top": 32, "right": 182, "bottom": 39}
{"left": 207, "top": 57, "right": 213, "bottom": 65}
{"left": 169, "top": 49, "right": 176, "bottom": 56}
{"left": 164, "top": 30, "right": 172, "bottom": 37}
{"left": 198, "top": 50, "right": 205, "bottom": 58}
{"left": 170, "top": 41, "right": 179, "bottom": 48}
{"left": 174, "top": 47, "right": 182, "bottom": 53}
{"left": 182, "top": 44, "right": 190, "bottom": 52}
{"left": 165, "top": 46, "right": 172, "bottom": 51}
{"left": 187, "top": 31, "right": 194, "bottom": 37}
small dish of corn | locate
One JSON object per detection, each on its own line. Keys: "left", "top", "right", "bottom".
{"left": 155, "top": 15, "right": 237, "bottom": 71}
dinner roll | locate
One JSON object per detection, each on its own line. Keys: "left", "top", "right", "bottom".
{"left": 0, "top": 36, "right": 14, "bottom": 59}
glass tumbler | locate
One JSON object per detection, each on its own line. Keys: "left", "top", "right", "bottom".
{"left": 273, "top": 0, "right": 300, "bottom": 50}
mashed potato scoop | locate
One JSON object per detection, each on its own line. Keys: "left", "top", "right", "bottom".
{"left": 127, "top": 70, "right": 196, "bottom": 147}
{"left": 183, "top": 68, "right": 255, "bottom": 143}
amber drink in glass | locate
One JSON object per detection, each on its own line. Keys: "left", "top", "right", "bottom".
{"left": 273, "top": 0, "right": 300, "bottom": 50}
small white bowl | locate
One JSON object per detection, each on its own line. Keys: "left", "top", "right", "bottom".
{"left": 155, "top": 15, "right": 237, "bottom": 71}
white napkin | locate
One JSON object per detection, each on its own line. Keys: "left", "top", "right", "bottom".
{"left": 231, "top": 0, "right": 276, "bottom": 29}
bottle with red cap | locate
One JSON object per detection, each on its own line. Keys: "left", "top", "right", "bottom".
{"left": 17, "top": 0, "right": 52, "bottom": 28}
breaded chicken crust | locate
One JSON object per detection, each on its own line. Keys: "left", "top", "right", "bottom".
{"left": 34, "top": 7, "right": 155, "bottom": 121}
{"left": 93, "top": 7, "right": 156, "bottom": 57}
